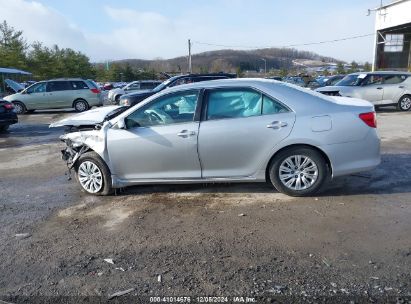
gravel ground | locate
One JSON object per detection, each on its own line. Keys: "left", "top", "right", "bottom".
{"left": 0, "top": 109, "right": 410, "bottom": 303}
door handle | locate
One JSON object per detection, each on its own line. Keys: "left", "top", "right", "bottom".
{"left": 399, "top": 85, "right": 405, "bottom": 89}
{"left": 376, "top": 87, "right": 383, "bottom": 90}
{"left": 177, "top": 130, "right": 196, "bottom": 137}
{"left": 267, "top": 121, "right": 288, "bottom": 129}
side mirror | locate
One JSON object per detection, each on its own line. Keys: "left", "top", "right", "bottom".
{"left": 117, "top": 118, "right": 126, "bottom": 129}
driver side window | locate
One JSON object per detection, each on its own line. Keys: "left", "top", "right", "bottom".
{"left": 125, "top": 90, "right": 199, "bottom": 129}
{"left": 27, "top": 82, "right": 47, "bottom": 93}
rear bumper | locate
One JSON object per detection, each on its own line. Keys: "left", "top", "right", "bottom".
{"left": 321, "top": 129, "right": 381, "bottom": 178}
{"left": 0, "top": 113, "right": 18, "bottom": 126}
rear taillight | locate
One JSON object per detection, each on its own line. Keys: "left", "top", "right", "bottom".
{"left": 3, "top": 103, "right": 14, "bottom": 110}
{"left": 359, "top": 112, "right": 377, "bottom": 128}
{"left": 90, "top": 88, "right": 100, "bottom": 94}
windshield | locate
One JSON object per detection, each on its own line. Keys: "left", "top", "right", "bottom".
{"left": 152, "top": 75, "right": 181, "bottom": 92}
{"left": 335, "top": 74, "right": 365, "bottom": 86}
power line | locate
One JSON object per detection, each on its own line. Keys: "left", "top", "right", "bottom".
{"left": 192, "top": 33, "right": 376, "bottom": 50}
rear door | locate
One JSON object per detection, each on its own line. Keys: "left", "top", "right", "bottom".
{"left": 198, "top": 88, "right": 295, "bottom": 178}
{"left": 46, "top": 81, "right": 72, "bottom": 108}
{"left": 382, "top": 74, "right": 407, "bottom": 104}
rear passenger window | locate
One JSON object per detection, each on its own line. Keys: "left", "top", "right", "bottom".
{"left": 262, "top": 95, "right": 289, "bottom": 115}
{"left": 71, "top": 81, "right": 89, "bottom": 90}
{"left": 206, "top": 89, "right": 262, "bottom": 120}
{"left": 383, "top": 75, "right": 407, "bottom": 84}
{"left": 47, "top": 81, "right": 71, "bottom": 92}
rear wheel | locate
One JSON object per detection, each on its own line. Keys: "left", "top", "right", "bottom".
{"left": 0, "top": 125, "right": 9, "bottom": 132}
{"left": 74, "top": 99, "right": 89, "bottom": 112}
{"left": 74, "top": 152, "right": 113, "bottom": 195}
{"left": 114, "top": 95, "right": 121, "bottom": 104}
{"left": 12, "top": 101, "right": 26, "bottom": 114}
{"left": 269, "top": 147, "right": 328, "bottom": 197}
{"left": 398, "top": 95, "right": 411, "bottom": 111}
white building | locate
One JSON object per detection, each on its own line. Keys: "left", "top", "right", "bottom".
{"left": 372, "top": 0, "right": 411, "bottom": 71}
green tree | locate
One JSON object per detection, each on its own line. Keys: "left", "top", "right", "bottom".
{"left": 123, "top": 63, "right": 135, "bottom": 82}
{"left": 363, "top": 62, "right": 372, "bottom": 72}
{"left": 349, "top": 61, "right": 359, "bottom": 73}
{"left": 336, "top": 62, "right": 345, "bottom": 74}
{"left": 0, "top": 20, "right": 28, "bottom": 69}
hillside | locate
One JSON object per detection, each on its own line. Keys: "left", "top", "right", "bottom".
{"left": 111, "top": 48, "right": 342, "bottom": 74}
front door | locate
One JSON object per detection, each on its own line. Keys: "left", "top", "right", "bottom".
{"left": 107, "top": 90, "right": 201, "bottom": 180}
{"left": 198, "top": 88, "right": 296, "bottom": 178}
{"left": 22, "top": 82, "right": 48, "bottom": 109}
{"left": 357, "top": 74, "right": 384, "bottom": 104}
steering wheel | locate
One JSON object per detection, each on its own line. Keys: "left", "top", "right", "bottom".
{"left": 148, "top": 111, "right": 164, "bottom": 124}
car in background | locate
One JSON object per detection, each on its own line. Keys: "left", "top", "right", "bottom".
{"left": 108, "top": 80, "right": 162, "bottom": 104}
{"left": 282, "top": 75, "right": 320, "bottom": 90}
{"left": 4, "top": 78, "right": 103, "bottom": 114}
{"left": 316, "top": 75, "right": 345, "bottom": 88}
{"left": 316, "top": 71, "right": 411, "bottom": 111}
{"left": 119, "top": 73, "right": 236, "bottom": 107}
{"left": 0, "top": 99, "right": 18, "bottom": 132}
{"left": 0, "top": 79, "right": 26, "bottom": 98}
{"left": 51, "top": 78, "right": 380, "bottom": 197}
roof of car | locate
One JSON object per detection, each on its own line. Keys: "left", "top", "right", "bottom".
{"left": 47, "top": 78, "right": 88, "bottom": 81}
{"left": 350, "top": 71, "right": 411, "bottom": 76}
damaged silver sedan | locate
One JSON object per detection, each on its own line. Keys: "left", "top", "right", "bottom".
{"left": 50, "top": 79, "right": 381, "bottom": 197}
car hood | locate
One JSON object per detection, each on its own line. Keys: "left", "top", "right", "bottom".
{"left": 123, "top": 89, "right": 153, "bottom": 97}
{"left": 5, "top": 79, "right": 25, "bottom": 93}
{"left": 49, "top": 106, "right": 121, "bottom": 127}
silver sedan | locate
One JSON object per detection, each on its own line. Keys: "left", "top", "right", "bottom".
{"left": 51, "top": 79, "right": 381, "bottom": 197}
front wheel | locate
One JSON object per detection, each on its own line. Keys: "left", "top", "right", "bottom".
{"left": 74, "top": 152, "right": 113, "bottom": 195}
{"left": 398, "top": 95, "right": 411, "bottom": 111}
{"left": 269, "top": 147, "right": 328, "bottom": 197}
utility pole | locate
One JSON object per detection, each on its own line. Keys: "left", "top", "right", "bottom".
{"left": 188, "top": 39, "right": 192, "bottom": 74}
{"left": 261, "top": 58, "right": 267, "bottom": 76}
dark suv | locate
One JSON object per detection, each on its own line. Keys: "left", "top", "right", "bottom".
{"left": 119, "top": 73, "right": 236, "bottom": 107}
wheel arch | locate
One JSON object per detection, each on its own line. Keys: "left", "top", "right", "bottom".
{"left": 11, "top": 100, "right": 28, "bottom": 110}
{"left": 265, "top": 143, "right": 333, "bottom": 182}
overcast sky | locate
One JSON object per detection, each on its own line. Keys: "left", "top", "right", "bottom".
{"left": 0, "top": 0, "right": 386, "bottom": 63}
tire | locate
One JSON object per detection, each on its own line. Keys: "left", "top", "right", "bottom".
{"left": 0, "top": 125, "right": 9, "bottom": 132}
{"left": 74, "top": 151, "right": 113, "bottom": 195}
{"left": 73, "top": 99, "right": 89, "bottom": 112}
{"left": 398, "top": 95, "right": 411, "bottom": 111}
{"left": 114, "top": 95, "right": 121, "bottom": 105}
{"left": 269, "top": 147, "right": 328, "bottom": 197}
{"left": 12, "top": 101, "right": 26, "bottom": 114}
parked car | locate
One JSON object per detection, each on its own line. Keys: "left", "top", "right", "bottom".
{"left": 4, "top": 78, "right": 103, "bottom": 114}
{"left": 108, "top": 80, "right": 162, "bottom": 104}
{"left": 315, "top": 71, "right": 411, "bottom": 111}
{"left": 316, "top": 75, "right": 345, "bottom": 87}
{"left": 0, "top": 79, "right": 25, "bottom": 98}
{"left": 282, "top": 75, "right": 320, "bottom": 90}
{"left": 50, "top": 78, "right": 380, "bottom": 197}
{"left": 119, "top": 73, "right": 236, "bottom": 107}
{"left": 0, "top": 99, "right": 18, "bottom": 132}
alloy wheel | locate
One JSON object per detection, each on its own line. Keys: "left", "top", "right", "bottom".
{"left": 78, "top": 161, "right": 103, "bottom": 193}
{"left": 279, "top": 155, "right": 319, "bottom": 191}
{"left": 400, "top": 97, "right": 411, "bottom": 111}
